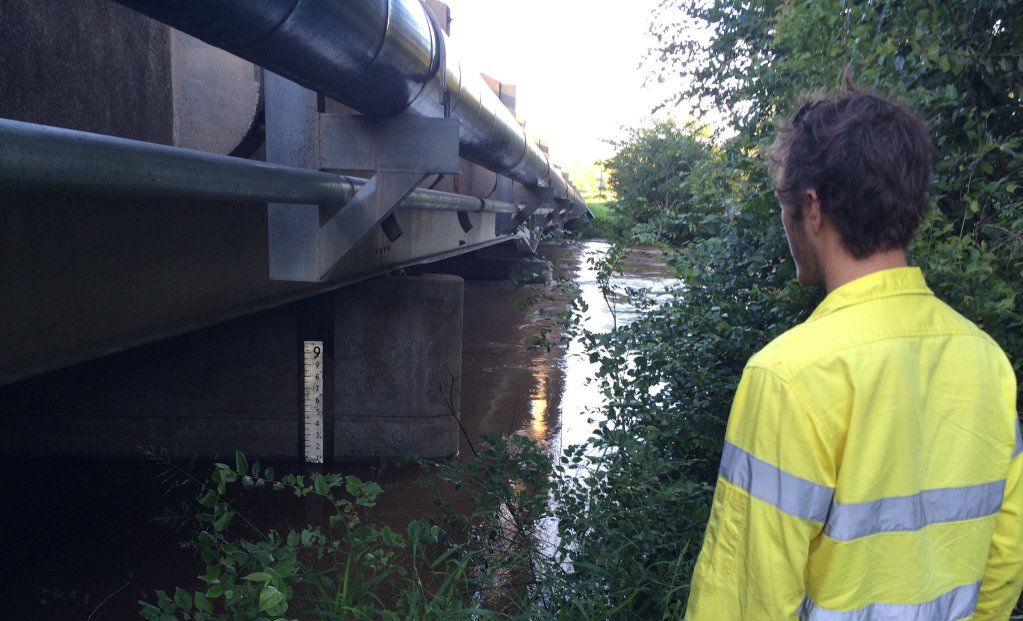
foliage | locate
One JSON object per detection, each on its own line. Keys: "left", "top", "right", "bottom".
{"left": 139, "top": 451, "right": 493, "bottom": 621}
{"left": 600, "top": 120, "right": 716, "bottom": 244}
{"left": 424, "top": 432, "right": 555, "bottom": 616}
{"left": 647, "top": 0, "right": 1023, "bottom": 392}
{"left": 584, "top": 201, "right": 612, "bottom": 222}
{"left": 552, "top": 0, "right": 1023, "bottom": 615}
{"left": 564, "top": 201, "right": 617, "bottom": 240}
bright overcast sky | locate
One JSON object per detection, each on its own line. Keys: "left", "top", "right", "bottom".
{"left": 443, "top": 0, "right": 681, "bottom": 167}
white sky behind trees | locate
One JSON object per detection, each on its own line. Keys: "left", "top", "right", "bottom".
{"left": 443, "top": 0, "right": 682, "bottom": 169}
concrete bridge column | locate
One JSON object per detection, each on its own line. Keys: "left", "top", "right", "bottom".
{"left": 332, "top": 274, "right": 463, "bottom": 460}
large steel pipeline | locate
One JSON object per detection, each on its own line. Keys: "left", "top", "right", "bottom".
{"left": 0, "top": 118, "right": 532, "bottom": 215}
{"left": 113, "top": 0, "right": 583, "bottom": 207}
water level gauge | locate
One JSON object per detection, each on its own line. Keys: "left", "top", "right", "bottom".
{"left": 303, "top": 340, "right": 324, "bottom": 464}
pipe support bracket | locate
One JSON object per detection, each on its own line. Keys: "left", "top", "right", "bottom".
{"left": 265, "top": 73, "right": 460, "bottom": 282}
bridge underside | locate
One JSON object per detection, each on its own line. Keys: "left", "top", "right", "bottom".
{"left": 0, "top": 0, "right": 580, "bottom": 460}
{"left": 1, "top": 186, "right": 528, "bottom": 387}
{"left": 0, "top": 0, "right": 551, "bottom": 386}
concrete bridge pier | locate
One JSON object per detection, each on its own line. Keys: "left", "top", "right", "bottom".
{"left": 0, "top": 274, "right": 463, "bottom": 462}
{"left": 332, "top": 274, "right": 463, "bottom": 460}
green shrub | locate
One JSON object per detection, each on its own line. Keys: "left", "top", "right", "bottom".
{"left": 600, "top": 120, "right": 716, "bottom": 245}
{"left": 547, "top": 0, "right": 1023, "bottom": 615}
{"left": 139, "top": 451, "right": 495, "bottom": 621}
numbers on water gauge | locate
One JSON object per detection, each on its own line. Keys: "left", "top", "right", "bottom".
{"left": 303, "top": 340, "right": 325, "bottom": 464}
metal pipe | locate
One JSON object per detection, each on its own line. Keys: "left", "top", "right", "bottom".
{"left": 0, "top": 118, "right": 525, "bottom": 215}
{"left": 113, "top": 0, "right": 584, "bottom": 208}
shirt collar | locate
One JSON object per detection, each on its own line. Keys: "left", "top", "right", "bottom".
{"left": 807, "top": 267, "right": 933, "bottom": 322}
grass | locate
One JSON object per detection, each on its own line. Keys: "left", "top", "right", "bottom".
{"left": 570, "top": 200, "right": 616, "bottom": 240}
{"left": 585, "top": 200, "right": 613, "bottom": 223}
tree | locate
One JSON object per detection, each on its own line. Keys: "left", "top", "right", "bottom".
{"left": 649, "top": 0, "right": 1023, "bottom": 385}
{"left": 601, "top": 120, "right": 716, "bottom": 244}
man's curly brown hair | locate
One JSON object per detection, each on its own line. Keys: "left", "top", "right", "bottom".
{"left": 767, "top": 91, "right": 934, "bottom": 259}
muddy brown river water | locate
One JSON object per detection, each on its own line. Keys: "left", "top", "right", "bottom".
{"left": 0, "top": 240, "right": 674, "bottom": 619}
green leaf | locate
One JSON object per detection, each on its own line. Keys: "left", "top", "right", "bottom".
{"left": 173, "top": 588, "right": 192, "bottom": 611}
{"left": 194, "top": 592, "right": 212, "bottom": 613}
{"left": 138, "top": 600, "right": 162, "bottom": 617}
{"left": 242, "top": 572, "right": 273, "bottom": 583}
{"left": 156, "top": 590, "right": 175, "bottom": 612}
{"left": 198, "top": 531, "right": 216, "bottom": 548}
{"left": 198, "top": 489, "right": 218, "bottom": 508}
{"left": 213, "top": 510, "right": 235, "bottom": 533}
{"left": 234, "top": 450, "right": 248, "bottom": 476}
{"left": 198, "top": 564, "right": 220, "bottom": 585}
{"left": 258, "top": 585, "right": 285, "bottom": 613}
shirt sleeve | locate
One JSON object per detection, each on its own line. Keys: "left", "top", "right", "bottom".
{"left": 975, "top": 417, "right": 1023, "bottom": 620}
{"left": 685, "top": 366, "right": 836, "bottom": 620}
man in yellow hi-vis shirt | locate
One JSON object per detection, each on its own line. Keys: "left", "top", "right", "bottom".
{"left": 685, "top": 91, "right": 1022, "bottom": 620}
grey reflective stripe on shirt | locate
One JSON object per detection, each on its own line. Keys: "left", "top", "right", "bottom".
{"left": 824, "top": 480, "right": 1005, "bottom": 542}
{"left": 1014, "top": 417, "right": 1022, "bottom": 460}
{"left": 798, "top": 581, "right": 980, "bottom": 621}
{"left": 719, "top": 441, "right": 833, "bottom": 522}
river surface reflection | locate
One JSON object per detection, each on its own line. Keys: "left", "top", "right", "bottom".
{"left": 548, "top": 241, "right": 676, "bottom": 455}
{"left": 0, "top": 240, "right": 674, "bottom": 619}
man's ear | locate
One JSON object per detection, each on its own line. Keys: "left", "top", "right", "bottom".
{"left": 803, "top": 188, "right": 824, "bottom": 234}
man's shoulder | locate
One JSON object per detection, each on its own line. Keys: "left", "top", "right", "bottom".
{"left": 747, "top": 293, "right": 1008, "bottom": 381}
{"left": 746, "top": 320, "right": 833, "bottom": 380}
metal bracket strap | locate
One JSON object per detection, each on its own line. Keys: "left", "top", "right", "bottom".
{"left": 317, "top": 170, "right": 426, "bottom": 278}
{"left": 504, "top": 185, "right": 554, "bottom": 234}
{"left": 544, "top": 199, "right": 571, "bottom": 226}
{"left": 264, "top": 73, "right": 460, "bottom": 282}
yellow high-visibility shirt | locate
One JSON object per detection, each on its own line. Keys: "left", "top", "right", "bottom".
{"left": 685, "top": 267, "right": 1022, "bottom": 620}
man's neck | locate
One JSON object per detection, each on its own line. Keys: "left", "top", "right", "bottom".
{"left": 822, "top": 248, "right": 908, "bottom": 293}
